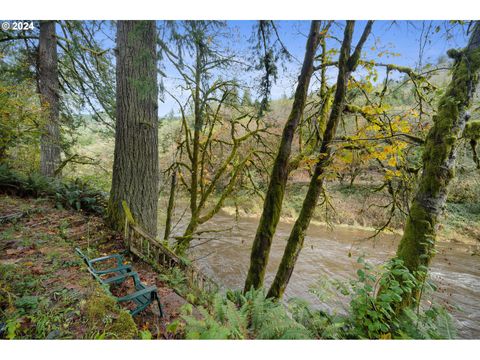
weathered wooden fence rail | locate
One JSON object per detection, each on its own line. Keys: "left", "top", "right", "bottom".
{"left": 122, "top": 203, "right": 219, "bottom": 295}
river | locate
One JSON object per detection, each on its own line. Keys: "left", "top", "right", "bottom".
{"left": 164, "top": 208, "right": 480, "bottom": 339}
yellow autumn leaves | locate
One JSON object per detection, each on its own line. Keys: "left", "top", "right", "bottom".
{"left": 332, "top": 109, "right": 417, "bottom": 182}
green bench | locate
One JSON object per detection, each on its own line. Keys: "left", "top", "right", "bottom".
{"left": 75, "top": 248, "right": 163, "bottom": 317}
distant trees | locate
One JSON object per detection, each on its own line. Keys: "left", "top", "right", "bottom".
{"left": 107, "top": 21, "right": 159, "bottom": 236}
{"left": 0, "top": 20, "right": 115, "bottom": 173}
{"left": 37, "top": 21, "right": 115, "bottom": 177}
{"left": 241, "top": 89, "right": 253, "bottom": 107}
{"left": 0, "top": 80, "right": 43, "bottom": 166}
{"left": 56, "top": 21, "right": 116, "bottom": 131}
{"left": 38, "top": 21, "right": 61, "bottom": 177}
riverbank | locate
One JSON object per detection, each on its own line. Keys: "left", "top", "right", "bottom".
{"left": 66, "top": 124, "right": 480, "bottom": 246}
{"left": 160, "top": 175, "right": 480, "bottom": 246}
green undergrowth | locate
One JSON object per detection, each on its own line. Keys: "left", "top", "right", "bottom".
{"left": 0, "top": 197, "right": 139, "bottom": 339}
{"left": 0, "top": 259, "right": 138, "bottom": 339}
{"left": 166, "top": 257, "right": 456, "bottom": 340}
{"left": 291, "top": 257, "right": 457, "bottom": 339}
{"left": 0, "top": 256, "right": 138, "bottom": 339}
{"left": 166, "top": 288, "right": 312, "bottom": 339}
{"left": 0, "top": 164, "right": 106, "bottom": 215}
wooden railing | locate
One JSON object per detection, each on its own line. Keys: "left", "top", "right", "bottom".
{"left": 122, "top": 202, "right": 219, "bottom": 294}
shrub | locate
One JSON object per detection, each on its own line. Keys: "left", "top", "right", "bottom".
{"left": 0, "top": 164, "right": 106, "bottom": 215}
{"left": 447, "top": 176, "right": 480, "bottom": 204}
{"left": 54, "top": 179, "right": 107, "bottom": 215}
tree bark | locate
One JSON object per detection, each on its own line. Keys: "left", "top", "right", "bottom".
{"left": 164, "top": 170, "right": 177, "bottom": 241}
{"left": 107, "top": 21, "right": 159, "bottom": 237}
{"left": 190, "top": 41, "right": 203, "bottom": 218}
{"left": 244, "top": 21, "right": 322, "bottom": 292}
{"left": 267, "top": 21, "right": 373, "bottom": 299}
{"left": 395, "top": 22, "right": 480, "bottom": 305}
{"left": 38, "top": 20, "right": 61, "bottom": 177}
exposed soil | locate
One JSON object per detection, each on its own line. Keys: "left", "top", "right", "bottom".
{"left": 0, "top": 194, "right": 190, "bottom": 339}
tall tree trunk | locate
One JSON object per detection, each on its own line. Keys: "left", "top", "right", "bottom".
{"left": 244, "top": 21, "right": 321, "bottom": 292}
{"left": 164, "top": 170, "right": 177, "bottom": 241}
{"left": 394, "top": 21, "right": 480, "bottom": 306}
{"left": 190, "top": 41, "right": 203, "bottom": 220}
{"left": 268, "top": 21, "right": 373, "bottom": 300}
{"left": 107, "top": 21, "right": 159, "bottom": 237}
{"left": 38, "top": 20, "right": 61, "bottom": 177}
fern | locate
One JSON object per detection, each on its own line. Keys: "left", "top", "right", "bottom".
{"left": 182, "top": 288, "right": 313, "bottom": 339}
{"left": 181, "top": 260, "right": 457, "bottom": 340}
{"left": 212, "top": 294, "right": 248, "bottom": 338}
{"left": 288, "top": 297, "right": 341, "bottom": 338}
{"left": 0, "top": 166, "right": 106, "bottom": 215}
{"left": 183, "top": 308, "right": 232, "bottom": 339}
{"left": 434, "top": 308, "right": 456, "bottom": 339}
{"left": 254, "top": 306, "right": 311, "bottom": 339}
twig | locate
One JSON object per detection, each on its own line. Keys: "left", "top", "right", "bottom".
{"left": 190, "top": 251, "right": 216, "bottom": 263}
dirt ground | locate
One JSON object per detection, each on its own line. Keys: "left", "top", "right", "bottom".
{"left": 0, "top": 195, "right": 190, "bottom": 339}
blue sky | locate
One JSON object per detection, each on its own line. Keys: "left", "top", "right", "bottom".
{"left": 54, "top": 20, "right": 468, "bottom": 116}
{"left": 158, "top": 20, "right": 469, "bottom": 116}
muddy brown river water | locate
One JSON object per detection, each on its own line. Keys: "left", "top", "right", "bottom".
{"left": 164, "top": 208, "right": 480, "bottom": 339}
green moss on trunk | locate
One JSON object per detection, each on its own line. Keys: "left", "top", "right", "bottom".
{"left": 268, "top": 21, "right": 373, "bottom": 300}
{"left": 164, "top": 171, "right": 177, "bottom": 241}
{"left": 244, "top": 21, "right": 322, "bottom": 292}
{"left": 395, "top": 22, "right": 480, "bottom": 306}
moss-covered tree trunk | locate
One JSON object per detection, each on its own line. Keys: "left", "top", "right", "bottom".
{"left": 107, "top": 21, "right": 159, "bottom": 237}
{"left": 164, "top": 170, "right": 177, "bottom": 241}
{"left": 244, "top": 21, "right": 321, "bottom": 292}
{"left": 267, "top": 21, "right": 373, "bottom": 300}
{"left": 38, "top": 20, "right": 62, "bottom": 178}
{"left": 395, "top": 21, "right": 480, "bottom": 305}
